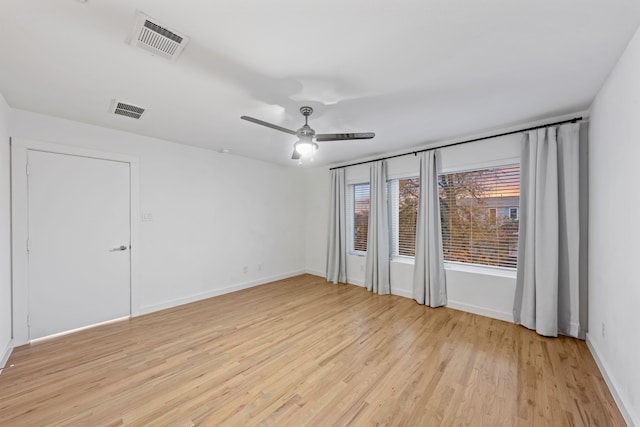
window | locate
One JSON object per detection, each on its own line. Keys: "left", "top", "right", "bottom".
{"left": 349, "top": 183, "right": 370, "bottom": 253}
{"left": 389, "top": 177, "right": 419, "bottom": 257}
{"left": 438, "top": 164, "right": 520, "bottom": 269}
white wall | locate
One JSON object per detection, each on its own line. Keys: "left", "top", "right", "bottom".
{"left": 0, "top": 94, "right": 12, "bottom": 369}
{"left": 588, "top": 25, "right": 640, "bottom": 426}
{"left": 305, "top": 135, "right": 520, "bottom": 322}
{"left": 9, "top": 109, "right": 307, "bottom": 330}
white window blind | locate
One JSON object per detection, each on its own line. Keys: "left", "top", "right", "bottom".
{"left": 438, "top": 164, "right": 520, "bottom": 269}
{"left": 348, "top": 183, "right": 370, "bottom": 253}
{"left": 389, "top": 177, "right": 419, "bottom": 257}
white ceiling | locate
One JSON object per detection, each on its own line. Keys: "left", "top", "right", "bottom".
{"left": 1, "top": 1, "right": 639, "bottom": 166}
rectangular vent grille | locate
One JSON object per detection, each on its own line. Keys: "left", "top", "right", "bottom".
{"left": 114, "top": 102, "right": 145, "bottom": 120}
{"left": 129, "top": 12, "right": 189, "bottom": 61}
{"left": 139, "top": 20, "right": 182, "bottom": 56}
{"left": 143, "top": 20, "right": 183, "bottom": 43}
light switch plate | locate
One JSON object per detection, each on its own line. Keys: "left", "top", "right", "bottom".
{"left": 142, "top": 212, "right": 153, "bottom": 222}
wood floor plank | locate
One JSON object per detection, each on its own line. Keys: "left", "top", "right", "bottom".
{"left": 0, "top": 274, "right": 626, "bottom": 426}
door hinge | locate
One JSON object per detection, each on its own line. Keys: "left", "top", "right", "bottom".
{"left": 27, "top": 315, "right": 31, "bottom": 327}
{"left": 26, "top": 238, "right": 30, "bottom": 252}
{"left": 26, "top": 162, "right": 30, "bottom": 176}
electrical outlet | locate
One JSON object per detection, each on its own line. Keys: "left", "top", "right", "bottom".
{"left": 258, "top": 263, "right": 263, "bottom": 271}
{"left": 243, "top": 266, "right": 248, "bottom": 274}
{"left": 601, "top": 322, "right": 605, "bottom": 338}
{"left": 360, "top": 264, "right": 365, "bottom": 272}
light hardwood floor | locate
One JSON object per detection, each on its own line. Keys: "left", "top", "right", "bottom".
{"left": 0, "top": 274, "right": 624, "bottom": 426}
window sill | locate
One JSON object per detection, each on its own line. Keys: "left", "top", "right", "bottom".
{"left": 391, "top": 256, "right": 414, "bottom": 265}
{"left": 444, "top": 261, "right": 517, "bottom": 279}
{"left": 349, "top": 251, "right": 366, "bottom": 258}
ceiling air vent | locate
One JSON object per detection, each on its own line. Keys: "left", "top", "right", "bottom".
{"left": 110, "top": 100, "right": 145, "bottom": 120}
{"left": 129, "top": 12, "right": 189, "bottom": 61}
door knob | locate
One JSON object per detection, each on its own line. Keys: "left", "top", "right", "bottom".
{"left": 110, "top": 245, "right": 128, "bottom": 252}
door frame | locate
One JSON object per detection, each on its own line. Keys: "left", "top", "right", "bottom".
{"left": 11, "top": 138, "right": 140, "bottom": 346}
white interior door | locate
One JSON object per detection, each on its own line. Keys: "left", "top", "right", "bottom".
{"left": 27, "top": 150, "right": 131, "bottom": 340}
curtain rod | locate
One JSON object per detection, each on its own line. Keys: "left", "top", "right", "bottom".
{"left": 329, "top": 116, "right": 584, "bottom": 171}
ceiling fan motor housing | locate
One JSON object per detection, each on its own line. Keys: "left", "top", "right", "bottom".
{"left": 297, "top": 124, "right": 315, "bottom": 139}
{"left": 297, "top": 106, "right": 316, "bottom": 138}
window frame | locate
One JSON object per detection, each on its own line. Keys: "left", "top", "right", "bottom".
{"left": 438, "top": 162, "right": 521, "bottom": 270}
{"left": 388, "top": 175, "right": 420, "bottom": 260}
{"left": 509, "top": 207, "right": 519, "bottom": 220}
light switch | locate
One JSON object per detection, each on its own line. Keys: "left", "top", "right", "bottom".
{"left": 142, "top": 212, "right": 153, "bottom": 222}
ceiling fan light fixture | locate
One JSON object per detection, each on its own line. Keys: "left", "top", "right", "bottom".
{"left": 294, "top": 140, "right": 318, "bottom": 158}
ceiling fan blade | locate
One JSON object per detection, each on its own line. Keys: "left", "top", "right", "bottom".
{"left": 315, "top": 132, "right": 375, "bottom": 141}
{"left": 241, "top": 116, "right": 297, "bottom": 136}
{"left": 291, "top": 149, "right": 301, "bottom": 160}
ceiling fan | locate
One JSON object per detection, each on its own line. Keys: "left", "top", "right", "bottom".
{"left": 241, "top": 106, "right": 375, "bottom": 161}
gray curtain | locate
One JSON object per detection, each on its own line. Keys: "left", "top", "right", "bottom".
{"left": 513, "top": 123, "right": 581, "bottom": 337}
{"left": 412, "top": 150, "right": 447, "bottom": 307}
{"left": 365, "top": 161, "right": 390, "bottom": 295}
{"left": 326, "top": 168, "right": 347, "bottom": 283}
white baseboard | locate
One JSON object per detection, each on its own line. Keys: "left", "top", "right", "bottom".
{"left": 29, "top": 316, "right": 130, "bottom": 344}
{"left": 391, "top": 288, "right": 413, "bottom": 299}
{"left": 304, "top": 269, "right": 324, "bottom": 278}
{"left": 0, "top": 339, "right": 14, "bottom": 374}
{"left": 348, "top": 277, "right": 365, "bottom": 287}
{"left": 586, "top": 333, "right": 637, "bottom": 427}
{"left": 446, "top": 300, "right": 513, "bottom": 323}
{"left": 350, "top": 278, "right": 412, "bottom": 299}
{"left": 136, "top": 270, "right": 306, "bottom": 316}
{"left": 304, "top": 271, "right": 368, "bottom": 291}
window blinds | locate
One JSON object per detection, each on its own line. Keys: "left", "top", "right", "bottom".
{"left": 438, "top": 165, "right": 520, "bottom": 268}
{"left": 389, "top": 177, "right": 419, "bottom": 257}
{"left": 352, "top": 183, "right": 370, "bottom": 252}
